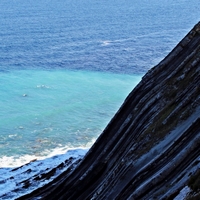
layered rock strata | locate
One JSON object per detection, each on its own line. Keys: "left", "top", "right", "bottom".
{"left": 18, "top": 22, "right": 200, "bottom": 200}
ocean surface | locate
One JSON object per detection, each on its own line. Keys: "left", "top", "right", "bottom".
{"left": 0, "top": 0, "right": 199, "bottom": 168}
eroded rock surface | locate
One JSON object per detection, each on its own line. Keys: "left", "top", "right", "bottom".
{"left": 18, "top": 22, "right": 200, "bottom": 200}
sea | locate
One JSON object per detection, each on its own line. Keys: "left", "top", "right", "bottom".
{"left": 0, "top": 0, "right": 199, "bottom": 181}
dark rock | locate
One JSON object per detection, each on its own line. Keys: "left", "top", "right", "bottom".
{"left": 17, "top": 21, "right": 200, "bottom": 200}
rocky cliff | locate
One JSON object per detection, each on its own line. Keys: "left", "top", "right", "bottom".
{"left": 18, "top": 22, "right": 200, "bottom": 200}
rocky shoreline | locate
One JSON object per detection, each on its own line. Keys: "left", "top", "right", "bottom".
{"left": 0, "top": 149, "right": 87, "bottom": 199}
{"left": 5, "top": 22, "right": 200, "bottom": 199}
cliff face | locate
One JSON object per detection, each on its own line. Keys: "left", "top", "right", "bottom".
{"left": 19, "top": 22, "right": 200, "bottom": 200}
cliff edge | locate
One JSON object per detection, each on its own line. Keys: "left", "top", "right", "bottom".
{"left": 18, "top": 22, "right": 200, "bottom": 200}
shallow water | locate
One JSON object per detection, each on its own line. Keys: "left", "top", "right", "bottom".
{"left": 0, "top": 0, "right": 199, "bottom": 167}
{"left": 0, "top": 69, "right": 141, "bottom": 160}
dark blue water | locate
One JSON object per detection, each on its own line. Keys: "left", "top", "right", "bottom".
{"left": 0, "top": 0, "right": 199, "bottom": 166}
{"left": 1, "top": 0, "right": 199, "bottom": 73}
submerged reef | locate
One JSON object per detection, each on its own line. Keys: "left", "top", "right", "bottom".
{"left": 16, "top": 22, "right": 200, "bottom": 199}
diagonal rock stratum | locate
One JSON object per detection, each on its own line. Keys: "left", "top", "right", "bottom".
{"left": 18, "top": 22, "right": 200, "bottom": 200}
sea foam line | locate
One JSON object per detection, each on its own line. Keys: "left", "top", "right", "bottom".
{"left": 0, "top": 147, "right": 88, "bottom": 199}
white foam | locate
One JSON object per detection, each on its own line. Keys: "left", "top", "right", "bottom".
{"left": 101, "top": 40, "right": 111, "bottom": 46}
{"left": 0, "top": 147, "right": 88, "bottom": 199}
{"left": 100, "top": 37, "right": 136, "bottom": 46}
{"left": 0, "top": 146, "right": 88, "bottom": 168}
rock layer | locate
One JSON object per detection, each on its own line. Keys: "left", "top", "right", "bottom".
{"left": 18, "top": 22, "right": 200, "bottom": 200}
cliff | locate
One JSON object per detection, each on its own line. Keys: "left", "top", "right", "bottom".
{"left": 18, "top": 22, "right": 200, "bottom": 199}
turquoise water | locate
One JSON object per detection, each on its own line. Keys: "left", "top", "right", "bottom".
{"left": 0, "top": 0, "right": 199, "bottom": 166}
{"left": 0, "top": 69, "right": 142, "bottom": 157}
